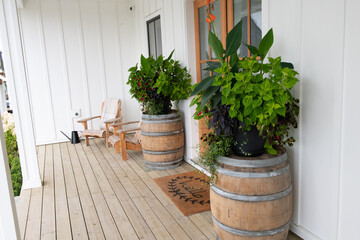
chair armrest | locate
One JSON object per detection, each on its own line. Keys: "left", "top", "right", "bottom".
{"left": 77, "top": 116, "right": 100, "bottom": 123}
{"left": 118, "top": 128, "right": 141, "bottom": 134}
{"left": 111, "top": 121, "right": 140, "bottom": 127}
{"left": 104, "top": 116, "right": 123, "bottom": 124}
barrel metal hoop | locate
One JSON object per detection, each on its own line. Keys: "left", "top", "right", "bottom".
{"left": 212, "top": 216, "right": 291, "bottom": 237}
{"left": 142, "top": 112, "right": 179, "bottom": 120}
{"left": 145, "top": 158, "right": 183, "bottom": 170}
{"left": 145, "top": 158, "right": 183, "bottom": 166}
{"left": 218, "top": 152, "right": 287, "bottom": 168}
{"left": 141, "top": 129, "right": 184, "bottom": 136}
{"left": 142, "top": 147, "right": 184, "bottom": 155}
{"left": 217, "top": 164, "right": 289, "bottom": 179}
{"left": 211, "top": 184, "right": 292, "bottom": 202}
{"left": 141, "top": 119, "right": 181, "bottom": 124}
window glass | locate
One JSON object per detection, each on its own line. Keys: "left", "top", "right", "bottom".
{"left": 234, "top": 0, "right": 262, "bottom": 57}
{"left": 154, "top": 19, "right": 163, "bottom": 58}
{"left": 250, "top": 0, "right": 262, "bottom": 49}
{"left": 234, "top": 0, "right": 248, "bottom": 57}
{"left": 210, "top": 0, "right": 222, "bottom": 59}
{"left": 199, "top": 6, "right": 209, "bottom": 60}
{"left": 147, "top": 17, "right": 162, "bottom": 58}
{"left": 201, "top": 63, "right": 210, "bottom": 80}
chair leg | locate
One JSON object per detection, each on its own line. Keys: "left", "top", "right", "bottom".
{"left": 114, "top": 142, "right": 121, "bottom": 154}
{"left": 120, "top": 133, "right": 127, "bottom": 160}
{"left": 85, "top": 136, "right": 89, "bottom": 146}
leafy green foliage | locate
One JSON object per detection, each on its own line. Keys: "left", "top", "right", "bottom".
{"left": 5, "top": 130, "right": 22, "bottom": 196}
{"left": 199, "top": 133, "right": 233, "bottom": 183}
{"left": 127, "top": 50, "right": 191, "bottom": 115}
{"left": 216, "top": 55, "right": 299, "bottom": 154}
{"left": 190, "top": 26, "right": 300, "bottom": 162}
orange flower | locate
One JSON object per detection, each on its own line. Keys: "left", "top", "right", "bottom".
{"left": 206, "top": 18, "right": 211, "bottom": 23}
{"left": 206, "top": 0, "right": 211, "bottom": 5}
{"left": 209, "top": 14, "right": 216, "bottom": 21}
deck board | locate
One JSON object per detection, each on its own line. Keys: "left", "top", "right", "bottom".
{"left": 16, "top": 140, "right": 301, "bottom": 240}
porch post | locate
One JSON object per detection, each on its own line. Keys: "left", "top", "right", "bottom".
{"left": 0, "top": 0, "right": 41, "bottom": 188}
{"left": 0, "top": 113, "right": 21, "bottom": 240}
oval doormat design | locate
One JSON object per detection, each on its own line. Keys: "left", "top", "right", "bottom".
{"left": 154, "top": 171, "right": 210, "bottom": 216}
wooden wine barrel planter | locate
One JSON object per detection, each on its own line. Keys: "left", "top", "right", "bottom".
{"left": 141, "top": 112, "right": 184, "bottom": 169}
{"left": 211, "top": 148, "right": 292, "bottom": 240}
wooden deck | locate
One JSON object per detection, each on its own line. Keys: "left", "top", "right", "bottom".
{"left": 16, "top": 139, "right": 302, "bottom": 240}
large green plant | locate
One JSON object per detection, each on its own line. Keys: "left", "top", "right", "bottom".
{"left": 127, "top": 51, "right": 192, "bottom": 115}
{"left": 190, "top": 20, "right": 299, "bottom": 154}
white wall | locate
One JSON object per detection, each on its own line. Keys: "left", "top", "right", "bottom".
{"left": 267, "top": 0, "right": 360, "bottom": 239}
{"left": 132, "top": 0, "right": 199, "bottom": 161}
{"left": 17, "top": 0, "right": 140, "bottom": 145}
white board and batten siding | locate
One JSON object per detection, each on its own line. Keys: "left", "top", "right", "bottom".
{"left": 265, "top": 0, "right": 360, "bottom": 239}
{"left": 132, "top": 0, "right": 199, "bottom": 163}
{"left": 18, "top": 0, "right": 140, "bottom": 145}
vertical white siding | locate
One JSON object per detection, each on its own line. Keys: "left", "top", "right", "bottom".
{"left": 268, "top": 0, "right": 360, "bottom": 239}
{"left": 132, "top": 0, "right": 197, "bottom": 160}
{"left": 338, "top": 0, "right": 360, "bottom": 239}
{"left": 17, "top": 0, "right": 140, "bottom": 145}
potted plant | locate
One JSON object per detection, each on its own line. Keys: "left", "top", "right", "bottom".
{"left": 127, "top": 51, "right": 192, "bottom": 169}
{"left": 190, "top": 2, "right": 299, "bottom": 239}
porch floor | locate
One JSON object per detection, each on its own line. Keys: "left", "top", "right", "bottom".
{"left": 16, "top": 139, "right": 302, "bottom": 240}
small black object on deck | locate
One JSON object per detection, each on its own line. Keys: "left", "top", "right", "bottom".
{"left": 60, "top": 131, "right": 80, "bottom": 144}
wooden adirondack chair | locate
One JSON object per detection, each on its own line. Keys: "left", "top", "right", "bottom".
{"left": 78, "top": 98, "right": 122, "bottom": 146}
{"left": 108, "top": 121, "right": 142, "bottom": 160}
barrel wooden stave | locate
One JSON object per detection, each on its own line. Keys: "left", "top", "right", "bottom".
{"left": 211, "top": 189, "right": 292, "bottom": 231}
{"left": 211, "top": 149, "right": 292, "bottom": 240}
{"left": 215, "top": 167, "right": 291, "bottom": 196}
{"left": 141, "top": 121, "right": 182, "bottom": 133}
{"left": 141, "top": 113, "right": 184, "bottom": 169}
{"left": 141, "top": 133, "right": 184, "bottom": 152}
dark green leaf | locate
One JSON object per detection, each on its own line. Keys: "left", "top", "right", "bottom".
{"left": 212, "top": 92, "right": 222, "bottom": 107}
{"left": 190, "top": 76, "right": 216, "bottom": 96}
{"left": 208, "top": 31, "right": 224, "bottom": 64}
{"left": 275, "top": 107, "right": 286, "bottom": 116}
{"left": 166, "top": 50, "right": 175, "bottom": 61}
{"left": 204, "top": 61, "right": 222, "bottom": 71}
{"left": 141, "top": 55, "right": 150, "bottom": 71}
{"left": 229, "top": 53, "right": 239, "bottom": 72}
{"left": 201, "top": 86, "right": 220, "bottom": 108}
{"left": 243, "top": 43, "right": 259, "bottom": 56}
{"left": 224, "top": 20, "right": 243, "bottom": 58}
{"left": 259, "top": 28, "right": 274, "bottom": 60}
{"left": 280, "top": 62, "right": 294, "bottom": 69}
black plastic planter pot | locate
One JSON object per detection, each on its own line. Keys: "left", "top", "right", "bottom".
{"left": 232, "top": 126, "right": 266, "bottom": 157}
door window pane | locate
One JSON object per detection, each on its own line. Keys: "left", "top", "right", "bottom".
{"left": 234, "top": 0, "right": 262, "bottom": 57}
{"left": 234, "top": 0, "right": 248, "bottom": 57}
{"left": 210, "top": 0, "right": 222, "bottom": 59}
{"left": 201, "top": 63, "right": 210, "bottom": 80}
{"left": 199, "top": 6, "right": 209, "bottom": 60}
{"left": 250, "top": 0, "right": 262, "bottom": 49}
